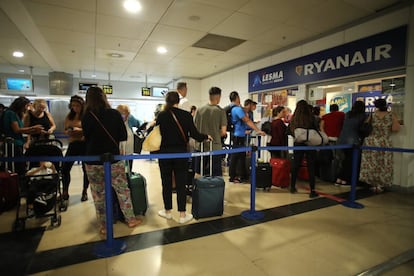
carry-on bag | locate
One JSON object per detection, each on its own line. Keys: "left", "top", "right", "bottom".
{"left": 192, "top": 141, "right": 225, "bottom": 219}
{"left": 255, "top": 162, "right": 272, "bottom": 190}
{"left": 126, "top": 162, "right": 148, "bottom": 216}
{"left": 0, "top": 139, "right": 19, "bottom": 213}
{"left": 254, "top": 137, "right": 272, "bottom": 190}
{"left": 270, "top": 157, "right": 290, "bottom": 188}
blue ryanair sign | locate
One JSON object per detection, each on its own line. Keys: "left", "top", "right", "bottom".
{"left": 248, "top": 25, "right": 407, "bottom": 93}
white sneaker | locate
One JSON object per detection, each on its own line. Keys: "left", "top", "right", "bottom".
{"left": 158, "top": 210, "right": 172, "bottom": 219}
{"left": 179, "top": 213, "right": 193, "bottom": 224}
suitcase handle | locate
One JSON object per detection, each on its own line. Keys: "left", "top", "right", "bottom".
{"left": 200, "top": 140, "right": 213, "bottom": 177}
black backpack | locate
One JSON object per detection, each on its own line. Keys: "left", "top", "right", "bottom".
{"left": 224, "top": 105, "right": 236, "bottom": 133}
{"left": 261, "top": 119, "right": 272, "bottom": 135}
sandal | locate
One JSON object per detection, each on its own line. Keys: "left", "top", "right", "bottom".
{"left": 127, "top": 218, "right": 142, "bottom": 228}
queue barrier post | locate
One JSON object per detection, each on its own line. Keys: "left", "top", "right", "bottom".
{"left": 342, "top": 145, "right": 364, "bottom": 209}
{"left": 94, "top": 153, "right": 127, "bottom": 257}
{"left": 241, "top": 145, "right": 265, "bottom": 220}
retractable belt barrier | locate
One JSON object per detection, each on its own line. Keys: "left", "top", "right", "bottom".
{"left": 1, "top": 144, "right": 413, "bottom": 258}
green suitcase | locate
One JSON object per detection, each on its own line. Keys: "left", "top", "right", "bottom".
{"left": 127, "top": 172, "right": 148, "bottom": 216}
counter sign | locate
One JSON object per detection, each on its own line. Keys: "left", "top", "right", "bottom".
{"left": 103, "top": 85, "right": 113, "bottom": 94}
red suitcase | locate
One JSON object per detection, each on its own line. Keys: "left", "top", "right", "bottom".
{"left": 0, "top": 171, "right": 19, "bottom": 213}
{"left": 270, "top": 158, "right": 290, "bottom": 188}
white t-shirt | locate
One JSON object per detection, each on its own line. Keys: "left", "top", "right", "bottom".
{"left": 179, "top": 96, "right": 191, "bottom": 112}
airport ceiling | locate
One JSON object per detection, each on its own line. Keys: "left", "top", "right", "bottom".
{"left": 0, "top": 0, "right": 411, "bottom": 84}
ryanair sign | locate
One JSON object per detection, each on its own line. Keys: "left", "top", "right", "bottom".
{"left": 248, "top": 26, "right": 407, "bottom": 93}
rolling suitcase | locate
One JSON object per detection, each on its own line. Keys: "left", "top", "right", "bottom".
{"left": 254, "top": 136, "right": 272, "bottom": 190}
{"left": 270, "top": 157, "right": 290, "bottom": 188}
{"left": 255, "top": 162, "right": 272, "bottom": 190}
{"left": 126, "top": 162, "right": 148, "bottom": 216}
{"left": 0, "top": 138, "right": 19, "bottom": 213}
{"left": 192, "top": 141, "right": 225, "bottom": 219}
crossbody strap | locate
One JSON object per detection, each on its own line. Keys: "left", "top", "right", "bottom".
{"left": 90, "top": 111, "right": 118, "bottom": 147}
{"left": 170, "top": 111, "right": 188, "bottom": 143}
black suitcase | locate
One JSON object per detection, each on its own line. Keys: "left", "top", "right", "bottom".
{"left": 192, "top": 142, "right": 225, "bottom": 219}
{"left": 255, "top": 162, "right": 272, "bottom": 191}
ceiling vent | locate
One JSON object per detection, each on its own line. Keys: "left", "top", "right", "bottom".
{"left": 192, "top": 34, "right": 246, "bottom": 51}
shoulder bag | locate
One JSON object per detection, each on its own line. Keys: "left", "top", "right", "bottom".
{"left": 142, "top": 125, "right": 162, "bottom": 152}
{"left": 294, "top": 128, "right": 329, "bottom": 146}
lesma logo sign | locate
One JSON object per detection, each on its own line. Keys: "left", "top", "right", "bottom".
{"left": 260, "top": 70, "right": 284, "bottom": 85}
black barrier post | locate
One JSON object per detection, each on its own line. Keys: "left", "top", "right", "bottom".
{"left": 241, "top": 145, "right": 264, "bottom": 220}
{"left": 342, "top": 145, "right": 364, "bottom": 209}
{"left": 94, "top": 153, "right": 127, "bottom": 257}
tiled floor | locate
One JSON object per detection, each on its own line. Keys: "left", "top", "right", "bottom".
{"left": 1, "top": 158, "right": 413, "bottom": 275}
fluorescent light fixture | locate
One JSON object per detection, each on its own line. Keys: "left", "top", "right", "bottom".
{"left": 91, "top": 74, "right": 96, "bottom": 78}
{"left": 18, "top": 69, "right": 25, "bottom": 73}
{"left": 123, "top": 0, "right": 142, "bottom": 13}
{"left": 108, "top": 52, "right": 123, "bottom": 58}
{"left": 157, "top": 46, "right": 167, "bottom": 54}
{"left": 13, "top": 51, "right": 24, "bottom": 58}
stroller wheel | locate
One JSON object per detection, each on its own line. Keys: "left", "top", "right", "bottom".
{"left": 12, "top": 218, "right": 25, "bottom": 232}
{"left": 51, "top": 215, "right": 62, "bottom": 227}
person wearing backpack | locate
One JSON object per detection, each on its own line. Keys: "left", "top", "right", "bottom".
{"left": 227, "top": 91, "right": 265, "bottom": 183}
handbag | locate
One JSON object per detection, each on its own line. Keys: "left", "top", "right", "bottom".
{"left": 359, "top": 113, "right": 373, "bottom": 138}
{"left": 294, "top": 128, "right": 329, "bottom": 146}
{"left": 142, "top": 125, "right": 162, "bottom": 152}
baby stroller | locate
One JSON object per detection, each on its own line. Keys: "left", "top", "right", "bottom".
{"left": 12, "top": 139, "right": 63, "bottom": 232}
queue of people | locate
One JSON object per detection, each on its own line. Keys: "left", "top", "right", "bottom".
{"left": 0, "top": 89, "right": 401, "bottom": 237}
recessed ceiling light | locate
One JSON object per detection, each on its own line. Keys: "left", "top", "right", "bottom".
{"left": 123, "top": 0, "right": 142, "bottom": 13}
{"left": 13, "top": 51, "right": 24, "bottom": 58}
{"left": 107, "top": 53, "right": 124, "bottom": 58}
{"left": 157, "top": 46, "right": 167, "bottom": 54}
{"left": 91, "top": 74, "right": 96, "bottom": 78}
{"left": 18, "top": 69, "right": 25, "bottom": 73}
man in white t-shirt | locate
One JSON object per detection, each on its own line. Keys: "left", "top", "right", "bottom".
{"left": 177, "top": 82, "right": 191, "bottom": 112}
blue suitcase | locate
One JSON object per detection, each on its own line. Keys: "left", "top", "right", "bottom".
{"left": 192, "top": 142, "right": 225, "bottom": 219}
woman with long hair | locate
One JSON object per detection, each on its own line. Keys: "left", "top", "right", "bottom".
{"left": 61, "top": 95, "right": 89, "bottom": 201}
{"left": 1, "top": 96, "right": 43, "bottom": 176}
{"left": 289, "top": 100, "right": 319, "bottom": 198}
{"left": 157, "top": 91, "right": 211, "bottom": 224}
{"left": 82, "top": 87, "right": 141, "bottom": 236}
{"left": 336, "top": 100, "right": 367, "bottom": 186}
{"left": 359, "top": 99, "right": 400, "bottom": 192}
{"left": 268, "top": 106, "right": 288, "bottom": 158}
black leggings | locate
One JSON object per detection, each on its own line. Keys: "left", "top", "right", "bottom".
{"left": 62, "top": 141, "right": 89, "bottom": 193}
{"left": 158, "top": 157, "right": 188, "bottom": 212}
